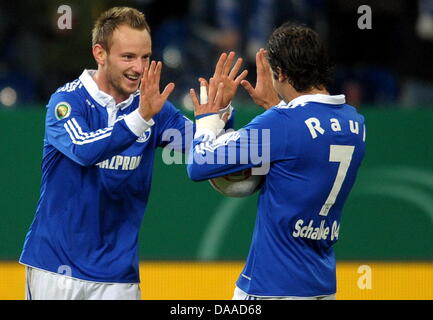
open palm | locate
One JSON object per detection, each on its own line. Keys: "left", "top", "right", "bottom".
{"left": 200, "top": 51, "right": 248, "bottom": 108}
{"left": 241, "top": 49, "right": 280, "bottom": 110}
{"left": 138, "top": 61, "right": 175, "bottom": 120}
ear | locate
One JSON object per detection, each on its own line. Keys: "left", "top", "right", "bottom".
{"left": 92, "top": 44, "right": 107, "bottom": 66}
{"left": 277, "top": 67, "right": 287, "bottom": 82}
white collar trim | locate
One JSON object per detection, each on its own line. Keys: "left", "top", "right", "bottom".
{"left": 79, "top": 69, "right": 136, "bottom": 110}
{"left": 279, "top": 94, "right": 346, "bottom": 109}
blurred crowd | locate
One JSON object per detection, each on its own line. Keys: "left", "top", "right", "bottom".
{"left": 1, "top": 0, "right": 433, "bottom": 109}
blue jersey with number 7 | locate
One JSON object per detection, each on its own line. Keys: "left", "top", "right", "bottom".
{"left": 187, "top": 94, "right": 365, "bottom": 297}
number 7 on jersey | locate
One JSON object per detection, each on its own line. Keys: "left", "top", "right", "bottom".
{"left": 319, "top": 145, "right": 355, "bottom": 216}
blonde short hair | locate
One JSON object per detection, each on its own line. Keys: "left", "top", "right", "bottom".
{"left": 92, "top": 7, "right": 150, "bottom": 51}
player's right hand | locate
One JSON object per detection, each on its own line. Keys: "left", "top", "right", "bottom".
{"left": 138, "top": 61, "right": 175, "bottom": 121}
{"left": 190, "top": 78, "right": 224, "bottom": 118}
{"left": 241, "top": 49, "right": 280, "bottom": 110}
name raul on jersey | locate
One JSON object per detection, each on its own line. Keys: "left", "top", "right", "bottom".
{"left": 96, "top": 155, "right": 142, "bottom": 170}
{"left": 292, "top": 219, "right": 340, "bottom": 241}
{"left": 305, "top": 117, "right": 366, "bottom": 141}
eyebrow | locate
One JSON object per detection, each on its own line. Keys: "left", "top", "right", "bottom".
{"left": 121, "top": 52, "right": 152, "bottom": 58}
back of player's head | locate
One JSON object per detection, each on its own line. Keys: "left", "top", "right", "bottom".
{"left": 267, "top": 23, "right": 333, "bottom": 92}
{"left": 92, "top": 7, "right": 150, "bottom": 52}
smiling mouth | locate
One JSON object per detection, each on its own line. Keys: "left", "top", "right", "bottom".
{"left": 125, "top": 74, "right": 140, "bottom": 82}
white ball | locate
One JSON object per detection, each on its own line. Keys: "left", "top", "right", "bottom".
{"left": 208, "top": 168, "right": 264, "bottom": 198}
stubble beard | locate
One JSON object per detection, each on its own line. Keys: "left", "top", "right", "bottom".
{"left": 106, "top": 61, "right": 136, "bottom": 101}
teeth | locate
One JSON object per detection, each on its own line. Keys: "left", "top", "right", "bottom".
{"left": 126, "top": 75, "right": 139, "bottom": 80}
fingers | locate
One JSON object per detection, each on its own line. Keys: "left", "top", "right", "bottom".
{"left": 208, "top": 78, "right": 217, "bottom": 104}
{"left": 142, "top": 63, "right": 149, "bottom": 80}
{"left": 198, "top": 77, "right": 209, "bottom": 105}
{"left": 214, "top": 51, "right": 244, "bottom": 79}
{"left": 256, "top": 50, "right": 265, "bottom": 77}
{"left": 141, "top": 61, "right": 165, "bottom": 96}
{"left": 261, "top": 49, "right": 270, "bottom": 66}
{"left": 161, "top": 82, "right": 175, "bottom": 101}
{"left": 154, "top": 61, "right": 162, "bottom": 88}
{"left": 141, "top": 60, "right": 157, "bottom": 92}
{"left": 213, "top": 52, "right": 227, "bottom": 78}
{"left": 255, "top": 48, "right": 273, "bottom": 83}
{"left": 214, "top": 82, "right": 224, "bottom": 107}
{"left": 140, "top": 64, "right": 149, "bottom": 94}
{"left": 223, "top": 51, "right": 236, "bottom": 76}
{"left": 190, "top": 80, "right": 224, "bottom": 117}
{"left": 141, "top": 61, "right": 173, "bottom": 102}
{"left": 234, "top": 69, "right": 248, "bottom": 85}
{"left": 198, "top": 77, "right": 209, "bottom": 88}
{"left": 200, "top": 80, "right": 208, "bottom": 105}
{"left": 195, "top": 78, "right": 217, "bottom": 105}
{"left": 228, "top": 56, "right": 243, "bottom": 80}
{"left": 240, "top": 79, "right": 256, "bottom": 97}
{"left": 148, "top": 61, "right": 157, "bottom": 85}
{"left": 189, "top": 88, "right": 200, "bottom": 110}
{"left": 258, "top": 49, "right": 271, "bottom": 76}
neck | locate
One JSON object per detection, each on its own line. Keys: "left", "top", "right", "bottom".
{"left": 284, "top": 86, "right": 329, "bottom": 103}
{"left": 93, "top": 70, "right": 129, "bottom": 104}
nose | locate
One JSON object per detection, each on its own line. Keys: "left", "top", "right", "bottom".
{"left": 131, "top": 59, "right": 144, "bottom": 75}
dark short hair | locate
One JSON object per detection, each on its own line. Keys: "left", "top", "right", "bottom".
{"left": 92, "top": 7, "right": 150, "bottom": 52}
{"left": 267, "top": 23, "right": 333, "bottom": 92}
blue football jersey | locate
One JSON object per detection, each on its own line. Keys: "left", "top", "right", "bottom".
{"left": 19, "top": 70, "right": 195, "bottom": 283}
{"left": 187, "top": 94, "right": 366, "bottom": 297}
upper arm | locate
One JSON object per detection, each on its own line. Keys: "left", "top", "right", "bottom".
{"left": 45, "top": 93, "right": 139, "bottom": 166}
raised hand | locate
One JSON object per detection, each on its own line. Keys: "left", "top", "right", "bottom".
{"left": 241, "top": 48, "right": 280, "bottom": 110}
{"left": 138, "top": 61, "right": 175, "bottom": 121}
{"left": 190, "top": 78, "right": 224, "bottom": 117}
{"left": 199, "top": 51, "right": 248, "bottom": 109}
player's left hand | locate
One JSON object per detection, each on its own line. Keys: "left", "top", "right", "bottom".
{"left": 241, "top": 48, "right": 280, "bottom": 110}
{"left": 199, "top": 51, "right": 248, "bottom": 109}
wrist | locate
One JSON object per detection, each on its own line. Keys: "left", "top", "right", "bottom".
{"left": 196, "top": 112, "right": 218, "bottom": 120}
{"left": 195, "top": 113, "right": 225, "bottom": 137}
{"left": 138, "top": 109, "right": 153, "bottom": 121}
{"left": 125, "top": 109, "right": 155, "bottom": 137}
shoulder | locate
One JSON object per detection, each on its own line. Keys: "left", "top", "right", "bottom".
{"left": 258, "top": 102, "right": 302, "bottom": 121}
{"left": 345, "top": 103, "right": 365, "bottom": 119}
{"left": 50, "top": 78, "right": 85, "bottom": 103}
{"left": 48, "top": 78, "right": 87, "bottom": 106}
{"left": 245, "top": 107, "right": 290, "bottom": 130}
{"left": 47, "top": 91, "right": 84, "bottom": 113}
{"left": 272, "top": 100, "right": 309, "bottom": 118}
{"left": 46, "top": 80, "right": 88, "bottom": 121}
{"left": 55, "top": 78, "right": 84, "bottom": 94}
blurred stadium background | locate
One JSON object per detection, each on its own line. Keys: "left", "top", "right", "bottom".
{"left": 0, "top": 0, "right": 432, "bottom": 299}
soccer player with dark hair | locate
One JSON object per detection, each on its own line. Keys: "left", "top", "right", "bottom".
{"left": 188, "top": 23, "right": 366, "bottom": 300}
{"left": 19, "top": 7, "right": 246, "bottom": 300}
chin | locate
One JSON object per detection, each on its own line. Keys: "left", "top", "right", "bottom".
{"left": 121, "top": 85, "right": 138, "bottom": 96}
{"left": 125, "top": 82, "right": 140, "bottom": 93}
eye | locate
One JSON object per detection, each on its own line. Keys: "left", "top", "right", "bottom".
{"left": 123, "top": 55, "right": 133, "bottom": 60}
